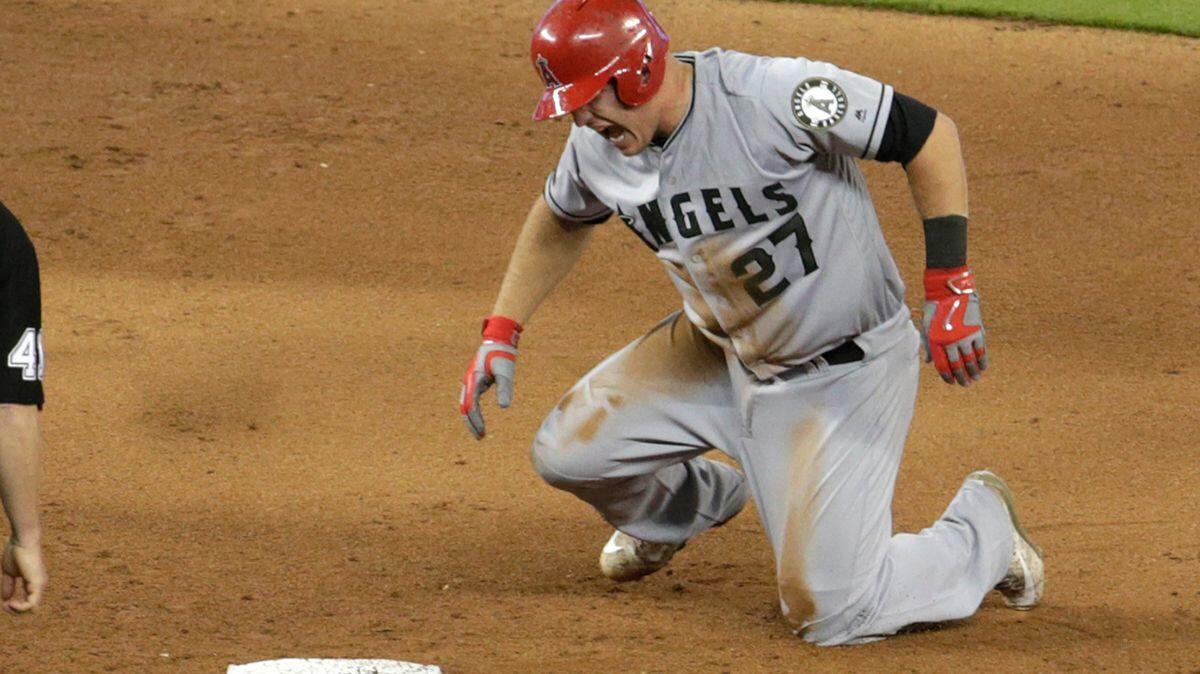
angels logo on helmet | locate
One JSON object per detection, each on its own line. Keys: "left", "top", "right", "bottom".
{"left": 536, "top": 54, "right": 562, "bottom": 88}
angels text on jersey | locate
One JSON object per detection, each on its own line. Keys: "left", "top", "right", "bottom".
{"left": 616, "top": 180, "right": 819, "bottom": 307}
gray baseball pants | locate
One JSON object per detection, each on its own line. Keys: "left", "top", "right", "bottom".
{"left": 531, "top": 310, "right": 1014, "bottom": 645}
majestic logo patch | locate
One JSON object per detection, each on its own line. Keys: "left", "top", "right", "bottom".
{"left": 536, "top": 54, "right": 561, "bottom": 88}
{"left": 791, "top": 78, "right": 848, "bottom": 129}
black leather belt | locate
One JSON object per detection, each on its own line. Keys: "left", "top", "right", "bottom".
{"left": 821, "top": 340, "right": 865, "bottom": 365}
{"left": 774, "top": 340, "right": 865, "bottom": 381}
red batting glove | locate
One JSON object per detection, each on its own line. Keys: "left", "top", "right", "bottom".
{"left": 459, "top": 315, "right": 522, "bottom": 440}
{"left": 921, "top": 266, "right": 987, "bottom": 387}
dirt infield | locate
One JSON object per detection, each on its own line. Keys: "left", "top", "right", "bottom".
{"left": 1, "top": 0, "right": 1197, "bottom": 671}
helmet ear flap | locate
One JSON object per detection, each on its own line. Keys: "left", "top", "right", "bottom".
{"left": 614, "top": 42, "right": 661, "bottom": 106}
{"left": 638, "top": 51, "right": 654, "bottom": 86}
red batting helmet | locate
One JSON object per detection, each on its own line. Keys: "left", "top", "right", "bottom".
{"left": 529, "top": 0, "right": 670, "bottom": 121}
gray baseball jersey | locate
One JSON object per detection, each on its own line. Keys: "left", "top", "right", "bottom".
{"left": 544, "top": 48, "right": 908, "bottom": 379}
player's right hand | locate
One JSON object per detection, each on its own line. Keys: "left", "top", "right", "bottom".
{"left": 2, "top": 538, "right": 46, "bottom": 614}
{"left": 459, "top": 316, "right": 523, "bottom": 440}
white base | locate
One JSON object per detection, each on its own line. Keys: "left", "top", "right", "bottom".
{"left": 228, "top": 659, "right": 441, "bottom": 674}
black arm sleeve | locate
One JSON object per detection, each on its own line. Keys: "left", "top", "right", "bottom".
{"left": 874, "top": 92, "right": 938, "bottom": 165}
{"left": 0, "top": 201, "right": 45, "bottom": 407}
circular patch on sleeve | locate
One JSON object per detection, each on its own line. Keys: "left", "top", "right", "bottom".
{"left": 790, "top": 78, "right": 849, "bottom": 129}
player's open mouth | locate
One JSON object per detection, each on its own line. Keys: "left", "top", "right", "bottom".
{"left": 600, "top": 125, "right": 628, "bottom": 144}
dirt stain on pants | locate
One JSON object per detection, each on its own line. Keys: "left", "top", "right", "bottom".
{"left": 777, "top": 416, "right": 823, "bottom": 630}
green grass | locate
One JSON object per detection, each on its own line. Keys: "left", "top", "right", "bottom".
{"left": 778, "top": 0, "right": 1200, "bottom": 37}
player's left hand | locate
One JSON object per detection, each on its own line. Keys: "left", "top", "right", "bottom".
{"left": 921, "top": 266, "right": 987, "bottom": 387}
{"left": 2, "top": 538, "right": 46, "bottom": 614}
{"left": 459, "top": 315, "right": 522, "bottom": 440}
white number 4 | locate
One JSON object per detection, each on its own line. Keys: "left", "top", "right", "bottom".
{"left": 7, "top": 328, "right": 44, "bottom": 382}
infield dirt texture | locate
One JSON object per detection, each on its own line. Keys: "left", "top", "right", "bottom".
{"left": 2, "top": 0, "right": 1198, "bottom": 671}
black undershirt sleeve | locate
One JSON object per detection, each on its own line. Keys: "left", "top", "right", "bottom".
{"left": 875, "top": 92, "right": 938, "bottom": 165}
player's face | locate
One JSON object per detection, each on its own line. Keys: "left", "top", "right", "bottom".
{"left": 570, "top": 84, "right": 656, "bottom": 156}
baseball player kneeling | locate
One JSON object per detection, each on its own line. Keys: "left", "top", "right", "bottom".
{"left": 460, "top": 0, "right": 1042, "bottom": 644}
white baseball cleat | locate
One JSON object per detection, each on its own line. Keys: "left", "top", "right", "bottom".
{"left": 965, "top": 470, "right": 1045, "bottom": 610}
{"left": 599, "top": 530, "right": 684, "bottom": 582}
